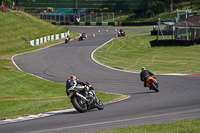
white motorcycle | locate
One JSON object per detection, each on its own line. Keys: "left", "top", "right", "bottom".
{"left": 65, "top": 35, "right": 70, "bottom": 43}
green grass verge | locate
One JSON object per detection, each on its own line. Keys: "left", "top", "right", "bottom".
{"left": 94, "top": 35, "right": 200, "bottom": 74}
{"left": 92, "top": 30, "right": 200, "bottom": 132}
{"left": 0, "top": 12, "right": 126, "bottom": 120}
{"left": 92, "top": 118, "right": 200, "bottom": 133}
{"left": 0, "top": 12, "right": 81, "bottom": 55}
{"left": 0, "top": 12, "right": 65, "bottom": 54}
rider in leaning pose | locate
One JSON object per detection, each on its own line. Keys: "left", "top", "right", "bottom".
{"left": 66, "top": 75, "right": 95, "bottom": 99}
{"left": 140, "top": 67, "right": 154, "bottom": 87}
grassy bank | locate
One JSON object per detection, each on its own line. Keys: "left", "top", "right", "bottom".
{"left": 92, "top": 118, "right": 200, "bottom": 133}
{"left": 1, "top": 12, "right": 64, "bottom": 54}
{"left": 0, "top": 12, "right": 125, "bottom": 120}
{"left": 94, "top": 35, "right": 200, "bottom": 74}
{"left": 92, "top": 29, "right": 200, "bottom": 132}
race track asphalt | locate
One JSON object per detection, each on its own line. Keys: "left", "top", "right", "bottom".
{"left": 1, "top": 26, "right": 200, "bottom": 133}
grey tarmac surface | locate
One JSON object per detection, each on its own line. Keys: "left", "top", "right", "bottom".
{"left": 1, "top": 26, "right": 200, "bottom": 133}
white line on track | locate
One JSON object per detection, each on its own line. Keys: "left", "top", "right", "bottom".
{"left": 28, "top": 108, "right": 200, "bottom": 133}
{"left": 91, "top": 38, "right": 138, "bottom": 74}
{"left": 0, "top": 96, "right": 130, "bottom": 125}
{"left": 3, "top": 37, "right": 130, "bottom": 125}
{"left": 91, "top": 38, "right": 189, "bottom": 76}
{"left": 5, "top": 32, "right": 194, "bottom": 125}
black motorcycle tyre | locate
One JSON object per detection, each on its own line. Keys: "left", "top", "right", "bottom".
{"left": 96, "top": 97, "right": 104, "bottom": 110}
{"left": 71, "top": 96, "right": 87, "bottom": 113}
{"left": 150, "top": 82, "right": 159, "bottom": 92}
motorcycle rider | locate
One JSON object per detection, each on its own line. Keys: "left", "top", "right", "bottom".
{"left": 82, "top": 32, "right": 86, "bottom": 38}
{"left": 79, "top": 32, "right": 86, "bottom": 41}
{"left": 67, "top": 34, "right": 70, "bottom": 39}
{"left": 65, "top": 34, "right": 70, "bottom": 43}
{"left": 153, "top": 26, "right": 157, "bottom": 31}
{"left": 140, "top": 67, "right": 154, "bottom": 87}
{"left": 118, "top": 29, "right": 125, "bottom": 36}
{"left": 66, "top": 75, "right": 95, "bottom": 100}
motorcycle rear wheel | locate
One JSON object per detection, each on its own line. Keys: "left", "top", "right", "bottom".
{"left": 96, "top": 97, "right": 104, "bottom": 110}
{"left": 71, "top": 96, "right": 87, "bottom": 113}
{"left": 150, "top": 82, "right": 159, "bottom": 92}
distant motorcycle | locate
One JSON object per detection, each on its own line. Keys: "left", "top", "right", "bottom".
{"left": 66, "top": 83, "right": 104, "bottom": 113}
{"left": 65, "top": 35, "right": 70, "bottom": 43}
{"left": 118, "top": 31, "right": 125, "bottom": 37}
{"left": 146, "top": 76, "right": 159, "bottom": 92}
{"left": 79, "top": 33, "right": 86, "bottom": 41}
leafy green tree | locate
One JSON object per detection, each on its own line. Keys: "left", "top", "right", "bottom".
{"left": 150, "top": 1, "right": 165, "bottom": 14}
{"left": 15, "top": 0, "right": 35, "bottom": 7}
{"left": 1, "top": 0, "right": 12, "bottom": 6}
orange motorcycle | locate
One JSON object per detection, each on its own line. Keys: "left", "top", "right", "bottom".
{"left": 146, "top": 76, "right": 159, "bottom": 92}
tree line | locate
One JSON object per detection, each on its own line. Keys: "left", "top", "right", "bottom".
{"left": 1, "top": 0, "right": 34, "bottom": 7}
{"left": 149, "top": 0, "right": 197, "bottom": 15}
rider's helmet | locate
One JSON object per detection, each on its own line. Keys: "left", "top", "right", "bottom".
{"left": 141, "top": 67, "right": 146, "bottom": 71}
{"left": 69, "top": 75, "right": 76, "bottom": 80}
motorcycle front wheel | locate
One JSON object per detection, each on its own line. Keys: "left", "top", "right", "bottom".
{"left": 71, "top": 96, "right": 87, "bottom": 113}
{"left": 96, "top": 97, "right": 104, "bottom": 110}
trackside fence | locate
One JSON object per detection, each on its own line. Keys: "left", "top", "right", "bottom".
{"left": 39, "top": 13, "right": 115, "bottom": 23}
{"left": 27, "top": 31, "right": 70, "bottom": 46}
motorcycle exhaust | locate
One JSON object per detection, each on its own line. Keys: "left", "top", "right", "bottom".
{"left": 76, "top": 92, "right": 89, "bottom": 104}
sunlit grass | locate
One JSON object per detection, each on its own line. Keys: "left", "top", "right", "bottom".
{"left": 92, "top": 118, "right": 200, "bottom": 133}
{"left": 94, "top": 35, "right": 200, "bottom": 74}
{"left": 0, "top": 12, "right": 125, "bottom": 120}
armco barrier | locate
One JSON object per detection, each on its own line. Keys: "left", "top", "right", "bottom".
{"left": 150, "top": 39, "right": 197, "bottom": 47}
{"left": 49, "top": 21, "right": 116, "bottom": 26}
{"left": 151, "top": 30, "right": 173, "bottom": 35}
{"left": 28, "top": 31, "right": 69, "bottom": 46}
{"left": 49, "top": 21, "right": 156, "bottom": 26}
{"left": 121, "top": 21, "right": 157, "bottom": 26}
